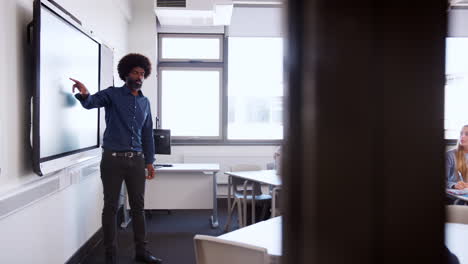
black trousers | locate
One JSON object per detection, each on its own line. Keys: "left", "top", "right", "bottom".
{"left": 100, "top": 151, "right": 147, "bottom": 254}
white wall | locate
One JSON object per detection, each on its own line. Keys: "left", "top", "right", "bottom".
{"left": 449, "top": 9, "right": 468, "bottom": 37}
{"left": 228, "top": 5, "right": 284, "bottom": 37}
{"left": 0, "top": 0, "right": 130, "bottom": 263}
{"left": 128, "top": 0, "right": 158, "bottom": 116}
{"left": 0, "top": 0, "right": 38, "bottom": 194}
{"left": 0, "top": 171, "right": 103, "bottom": 263}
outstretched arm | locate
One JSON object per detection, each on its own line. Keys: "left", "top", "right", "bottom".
{"left": 70, "top": 78, "right": 110, "bottom": 109}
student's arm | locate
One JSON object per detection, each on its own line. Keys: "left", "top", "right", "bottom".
{"left": 446, "top": 152, "right": 461, "bottom": 189}
{"left": 71, "top": 78, "right": 110, "bottom": 109}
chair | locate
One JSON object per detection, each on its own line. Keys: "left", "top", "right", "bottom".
{"left": 271, "top": 186, "right": 281, "bottom": 218}
{"left": 194, "top": 235, "right": 269, "bottom": 264}
{"left": 266, "top": 162, "right": 275, "bottom": 170}
{"left": 447, "top": 205, "right": 468, "bottom": 224}
{"left": 225, "top": 164, "right": 272, "bottom": 231}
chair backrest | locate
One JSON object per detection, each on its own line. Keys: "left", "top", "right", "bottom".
{"left": 230, "top": 164, "right": 262, "bottom": 194}
{"left": 230, "top": 164, "right": 262, "bottom": 172}
{"left": 447, "top": 205, "right": 468, "bottom": 224}
{"left": 271, "top": 186, "right": 282, "bottom": 217}
{"left": 266, "top": 162, "right": 275, "bottom": 170}
{"left": 194, "top": 235, "right": 268, "bottom": 264}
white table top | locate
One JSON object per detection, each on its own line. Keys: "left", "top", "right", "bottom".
{"left": 225, "top": 170, "right": 282, "bottom": 186}
{"left": 446, "top": 223, "right": 468, "bottom": 263}
{"left": 154, "top": 163, "right": 219, "bottom": 172}
{"left": 446, "top": 191, "right": 468, "bottom": 202}
{"left": 218, "top": 216, "right": 282, "bottom": 256}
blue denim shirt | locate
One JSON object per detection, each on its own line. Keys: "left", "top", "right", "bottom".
{"left": 446, "top": 149, "right": 468, "bottom": 189}
{"left": 75, "top": 85, "right": 155, "bottom": 164}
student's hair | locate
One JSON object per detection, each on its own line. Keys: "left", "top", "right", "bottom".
{"left": 117, "top": 53, "right": 152, "bottom": 81}
{"left": 456, "top": 125, "right": 468, "bottom": 181}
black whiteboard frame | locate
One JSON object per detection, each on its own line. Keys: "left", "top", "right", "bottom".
{"left": 31, "top": 0, "right": 102, "bottom": 176}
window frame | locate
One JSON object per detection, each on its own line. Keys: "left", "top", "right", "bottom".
{"left": 157, "top": 33, "right": 282, "bottom": 146}
{"left": 158, "top": 33, "right": 224, "bottom": 63}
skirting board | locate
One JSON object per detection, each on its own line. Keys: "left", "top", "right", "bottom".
{"left": 65, "top": 228, "right": 103, "bottom": 264}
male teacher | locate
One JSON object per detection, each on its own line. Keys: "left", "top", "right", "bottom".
{"left": 71, "top": 53, "right": 162, "bottom": 264}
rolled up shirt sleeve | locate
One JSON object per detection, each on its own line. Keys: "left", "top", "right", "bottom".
{"left": 75, "top": 89, "right": 111, "bottom": 109}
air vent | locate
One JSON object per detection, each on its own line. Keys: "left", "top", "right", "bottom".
{"left": 157, "top": 0, "right": 186, "bottom": 8}
{"left": 0, "top": 176, "right": 60, "bottom": 220}
{"left": 155, "top": 0, "right": 233, "bottom": 26}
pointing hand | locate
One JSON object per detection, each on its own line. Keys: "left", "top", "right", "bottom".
{"left": 70, "top": 78, "right": 89, "bottom": 95}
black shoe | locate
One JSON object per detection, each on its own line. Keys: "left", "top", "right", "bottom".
{"left": 135, "top": 250, "right": 162, "bottom": 264}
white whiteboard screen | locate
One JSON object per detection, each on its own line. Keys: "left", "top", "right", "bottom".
{"left": 39, "top": 6, "right": 99, "bottom": 159}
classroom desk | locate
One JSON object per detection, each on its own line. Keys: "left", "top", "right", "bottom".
{"left": 446, "top": 223, "right": 468, "bottom": 263}
{"left": 446, "top": 190, "right": 468, "bottom": 204}
{"left": 218, "top": 216, "right": 282, "bottom": 263}
{"left": 224, "top": 170, "right": 282, "bottom": 231}
{"left": 122, "top": 163, "right": 220, "bottom": 228}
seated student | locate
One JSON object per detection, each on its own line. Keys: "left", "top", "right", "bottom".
{"left": 446, "top": 125, "right": 468, "bottom": 190}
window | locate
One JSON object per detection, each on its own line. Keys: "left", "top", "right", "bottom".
{"left": 227, "top": 37, "right": 284, "bottom": 140}
{"left": 160, "top": 68, "right": 222, "bottom": 138}
{"left": 159, "top": 34, "right": 223, "bottom": 62}
{"left": 158, "top": 33, "right": 283, "bottom": 144}
{"left": 445, "top": 37, "right": 468, "bottom": 141}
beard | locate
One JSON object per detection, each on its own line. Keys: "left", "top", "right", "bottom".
{"left": 127, "top": 78, "right": 142, "bottom": 91}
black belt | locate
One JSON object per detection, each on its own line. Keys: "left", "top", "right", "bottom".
{"left": 104, "top": 150, "right": 143, "bottom": 158}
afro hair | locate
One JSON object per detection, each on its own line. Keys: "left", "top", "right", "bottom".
{"left": 117, "top": 53, "right": 152, "bottom": 81}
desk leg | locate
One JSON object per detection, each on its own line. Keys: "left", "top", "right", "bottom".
{"left": 251, "top": 181, "right": 256, "bottom": 225}
{"left": 120, "top": 184, "right": 132, "bottom": 228}
{"left": 224, "top": 175, "right": 232, "bottom": 232}
{"left": 210, "top": 171, "right": 219, "bottom": 228}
